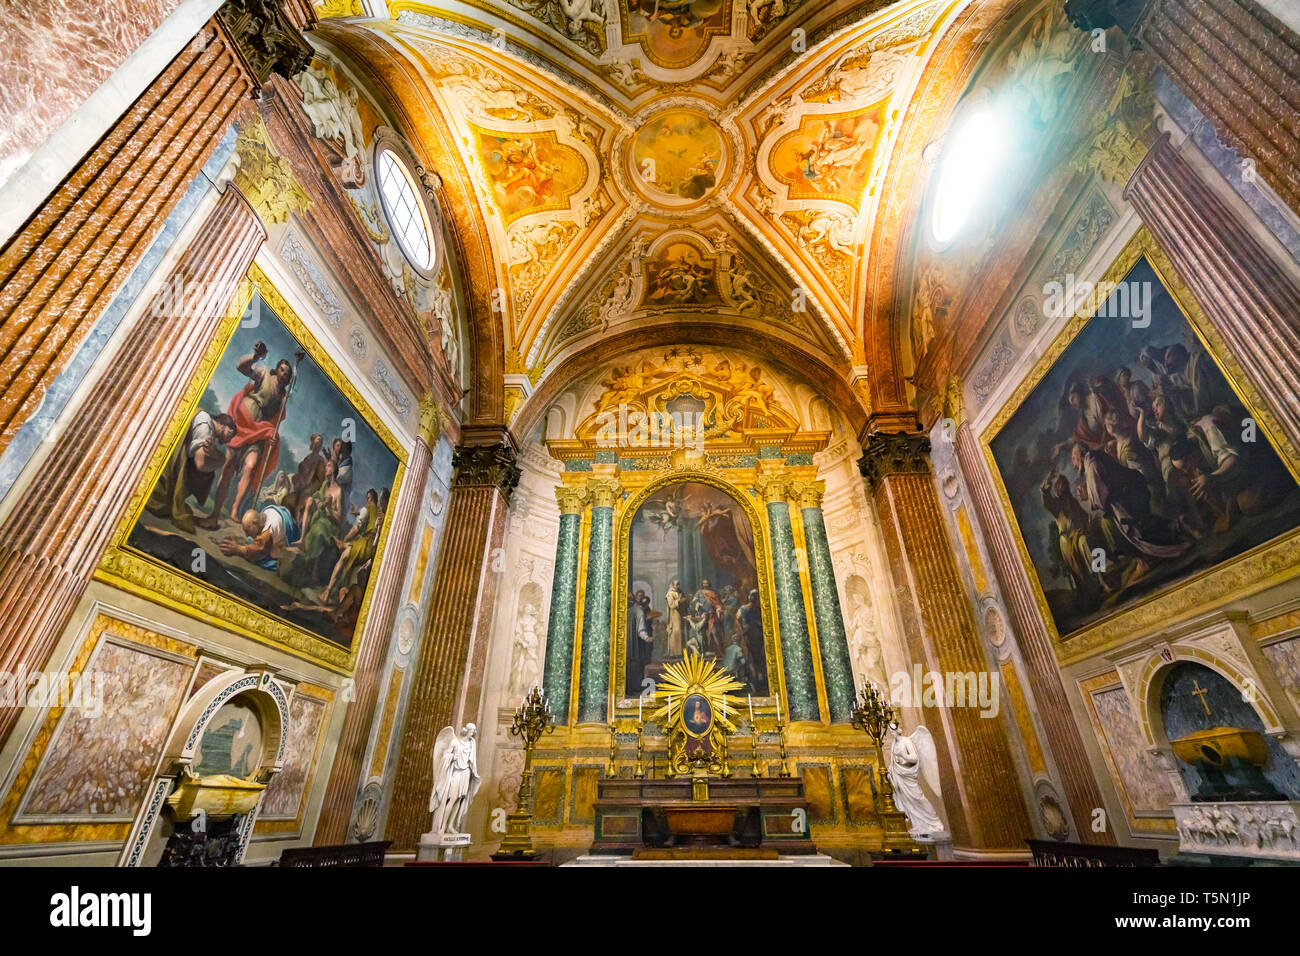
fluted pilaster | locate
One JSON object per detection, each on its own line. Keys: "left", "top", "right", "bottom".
{"left": 312, "top": 399, "right": 440, "bottom": 845}
{"left": 0, "top": 0, "right": 312, "bottom": 460}
{"left": 1125, "top": 133, "right": 1300, "bottom": 452}
{"left": 860, "top": 432, "right": 1031, "bottom": 851}
{"left": 954, "top": 421, "right": 1114, "bottom": 845}
{"left": 0, "top": 186, "right": 266, "bottom": 751}
{"left": 385, "top": 434, "right": 517, "bottom": 851}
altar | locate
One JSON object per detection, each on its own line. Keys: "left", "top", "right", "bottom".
{"left": 589, "top": 776, "right": 818, "bottom": 857}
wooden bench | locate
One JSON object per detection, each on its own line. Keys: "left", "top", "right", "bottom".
{"left": 277, "top": 841, "right": 390, "bottom": 867}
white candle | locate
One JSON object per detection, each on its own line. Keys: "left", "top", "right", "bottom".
{"left": 776, "top": 696, "right": 782, "bottom": 724}
{"left": 638, "top": 696, "right": 643, "bottom": 721}
{"left": 668, "top": 696, "right": 673, "bottom": 723}
{"left": 722, "top": 696, "right": 726, "bottom": 720}
{"left": 748, "top": 695, "right": 754, "bottom": 722}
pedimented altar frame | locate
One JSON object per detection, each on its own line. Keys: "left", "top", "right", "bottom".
{"left": 95, "top": 263, "right": 410, "bottom": 674}
{"left": 978, "top": 228, "right": 1300, "bottom": 666}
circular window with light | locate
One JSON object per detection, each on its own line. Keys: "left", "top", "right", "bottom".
{"left": 929, "top": 109, "right": 1005, "bottom": 246}
{"left": 375, "top": 147, "right": 435, "bottom": 272}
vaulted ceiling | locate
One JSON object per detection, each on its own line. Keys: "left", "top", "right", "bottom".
{"left": 312, "top": 0, "right": 1035, "bottom": 434}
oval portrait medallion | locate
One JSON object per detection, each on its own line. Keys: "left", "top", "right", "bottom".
{"left": 682, "top": 693, "right": 713, "bottom": 737}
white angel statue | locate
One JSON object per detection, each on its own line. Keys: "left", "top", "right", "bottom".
{"left": 428, "top": 724, "right": 481, "bottom": 838}
{"left": 888, "top": 723, "right": 947, "bottom": 839}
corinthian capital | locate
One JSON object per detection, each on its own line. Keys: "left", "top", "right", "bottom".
{"left": 555, "top": 484, "right": 588, "bottom": 515}
{"left": 218, "top": 0, "right": 314, "bottom": 88}
{"left": 586, "top": 477, "right": 624, "bottom": 509}
{"left": 858, "top": 432, "right": 932, "bottom": 490}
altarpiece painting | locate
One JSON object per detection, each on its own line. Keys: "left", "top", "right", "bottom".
{"left": 625, "top": 480, "right": 770, "bottom": 698}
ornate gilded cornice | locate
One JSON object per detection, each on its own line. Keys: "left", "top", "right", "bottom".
{"left": 452, "top": 441, "right": 522, "bottom": 499}
{"left": 858, "top": 431, "right": 932, "bottom": 490}
{"left": 218, "top": 0, "right": 314, "bottom": 88}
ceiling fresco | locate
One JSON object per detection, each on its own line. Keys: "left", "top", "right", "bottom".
{"left": 310, "top": 0, "right": 1058, "bottom": 428}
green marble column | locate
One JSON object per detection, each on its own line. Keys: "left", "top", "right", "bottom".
{"left": 576, "top": 477, "right": 621, "bottom": 723}
{"left": 541, "top": 486, "right": 586, "bottom": 723}
{"left": 758, "top": 473, "right": 820, "bottom": 723}
{"left": 798, "top": 482, "right": 855, "bottom": 723}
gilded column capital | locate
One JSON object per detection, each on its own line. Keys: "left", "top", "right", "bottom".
{"left": 790, "top": 479, "right": 826, "bottom": 510}
{"left": 452, "top": 441, "right": 522, "bottom": 500}
{"left": 586, "top": 477, "right": 623, "bottom": 509}
{"left": 754, "top": 471, "right": 789, "bottom": 505}
{"left": 555, "top": 485, "right": 588, "bottom": 515}
{"left": 858, "top": 431, "right": 932, "bottom": 490}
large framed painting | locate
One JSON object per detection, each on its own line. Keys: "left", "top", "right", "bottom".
{"left": 99, "top": 265, "right": 406, "bottom": 671}
{"left": 983, "top": 232, "right": 1300, "bottom": 654}
{"left": 615, "top": 477, "right": 774, "bottom": 701}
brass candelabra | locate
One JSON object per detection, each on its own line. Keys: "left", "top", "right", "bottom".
{"left": 775, "top": 718, "right": 792, "bottom": 777}
{"left": 492, "top": 685, "right": 555, "bottom": 861}
{"left": 850, "top": 680, "right": 914, "bottom": 853}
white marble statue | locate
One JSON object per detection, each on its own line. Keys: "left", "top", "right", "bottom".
{"left": 510, "top": 604, "right": 541, "bottom": 693}
{"left": 888, "top": 724, "right": 947, "bottom": 839}
{"left": 428, "top": 724, "right": 481, "bottom": 838}
{"left": 294, "top": 62, "right": 367, "bottom": 186}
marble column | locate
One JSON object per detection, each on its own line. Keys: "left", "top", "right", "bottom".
{"left": 1125, "top": 133, "right": 1300, "bottom": 452}
{"left": 860, "top": 432, "right": 1031, "bottom": 851}
{"left": 954, "top": 421, "right": 1115, "bottom": 845}
{"left": 796, "top": 481, "right": 855, "bottom": 723}
{"left": 1068, "top": 0, "right": 1300, "bottom": 214}
{"left": 756, "top": 471, "right": 820, "bottom": 723}
{"left": 0, "top": 186, "right": 265, "bottom": 751}
{"left": 541, "top": 485, "right": 586, "bottom": 724}
{"left": 576, "top": 475, "right": 621, "bottom": 724}
{"left": 0, "top": 0, "right": 312, "bottom": 460}
{"left": 385, "top": 432, "right": 519, "bottom": 851}
{"left": 312, "top": 397, "right": 440, "bottom": 846}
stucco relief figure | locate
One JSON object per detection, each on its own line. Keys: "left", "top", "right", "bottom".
{"left": 510, "top": 603, "right": 542, "bottom": 693}
{"left": 428, "top": 724, "right": 481, "bottom": 838}
{"left": 294, "top": 62, "right": 367, "bottom": 186}
{"left": 847, "top": 590, "right": 888, "bottom": 690}
{"left": 560, "top": 0, "right": 605, "bottom": 35}
{"left": 889, "top": 724, "right": 947, "bottom": 838}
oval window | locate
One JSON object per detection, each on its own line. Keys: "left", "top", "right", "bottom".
{"left": 376, "top": 148, "right": 434, "bottom": 271}
{"left": 930, "top": 109, "right": 1004, "bottom": 246}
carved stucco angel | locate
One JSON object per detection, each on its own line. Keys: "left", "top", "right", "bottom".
{"left": 428, "top": 724, "right": 481, "bottom": 838}
{"left": 888, "top": 724, "right": 947, "bottom": 838}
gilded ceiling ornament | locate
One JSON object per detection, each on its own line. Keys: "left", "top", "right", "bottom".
{"left": 1071, "top": 64, "right": 1157, "bottom": 185}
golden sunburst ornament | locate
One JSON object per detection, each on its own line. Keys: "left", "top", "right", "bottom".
{"left": 649, "top": 649, "right": 744, "bottom": 735}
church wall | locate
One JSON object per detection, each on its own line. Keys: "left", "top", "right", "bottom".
{"left": 0, "top": 22, "right": 473, "bottom": 862}
{"left": 932, "top": 17, "right": 1300, "bottom": 854}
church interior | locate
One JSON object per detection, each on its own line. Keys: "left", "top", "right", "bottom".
{"left": 1, "top": 0, "right": 1299, "bottom": 871}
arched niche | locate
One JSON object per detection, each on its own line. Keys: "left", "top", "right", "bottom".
{"left": 119, "top": 668, "right": 289, "bottom": 867}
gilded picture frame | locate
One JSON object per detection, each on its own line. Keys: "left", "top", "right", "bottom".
{"left": 608, "top": 469, "right": 786, "bottom": 714}
{"left": 980, "top": 228, "right": 1300, "bottom": 665}
{"left": 97, "top": 264, "right": 408, "bottom": 673}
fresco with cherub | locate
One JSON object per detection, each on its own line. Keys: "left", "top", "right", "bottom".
{"left": 625, "top": 481, "right": 770, "bottom": 699}
{"left": 127, "top": 293, "right": 400, "bottom": 648}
